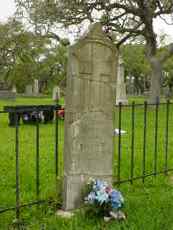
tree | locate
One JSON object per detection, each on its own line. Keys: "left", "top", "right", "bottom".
{"left": 0, "top": 17, "right": 69, "bottom": 93}
{"left": 162, "top": 55, "right": 173, "bottom": 97}
{"left": 0, "top": 19, "right": 31, "bottom": 89}
{"left": 0, "top": 19, "right": 48, "bottom": 91}
{"left": 122, "top": 44, "right": 150, "bottom": 94}
{"left": 35, "top": 40, "right": 69, "bottom": 93}
{"left": 15, "top": 0, "right": 173, "bottom": 102}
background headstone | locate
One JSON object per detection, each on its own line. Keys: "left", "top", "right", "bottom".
{"left": 52, "top": 86, "right": 61, "bottom": 102}
{"left": 116, "top": 55, "right": 128, "bottom": 105}
{"left": 25, "top": 84, "right": 33, "bottom": 96}
{"left": 126, "top": 75, "right": 135, "bottom": 95}
{"left": 33, "top": 79, "right": 39, "bottom": 95}
{"left": 63, "top": 23, "right": 117, "bottom": 210}
{"left": 0, "top": 81, "right": 16, "bottom": 99}
{"left": 12, "top": 85, "right": 17, "bottom": 94}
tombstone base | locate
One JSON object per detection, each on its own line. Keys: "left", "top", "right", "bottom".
{"left": 0, "top": 90, "right": 16, "bottom": 100}
{"left": 63, "top": 174, "right": 112, "bottom": 210}
{"left": 56, "top": 209, "right": 74, "bottom": 218}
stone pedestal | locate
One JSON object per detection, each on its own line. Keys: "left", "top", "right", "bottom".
{"left": 0, "top": 82, "right": 16, "bottom": 99}
{"left": 116, "top": 55, "right": 128, "bottom": 105}
{"left": 12, "top": 85, "right": 17, "bottom": 94}
{"left": 63, "top": 23, "right": 117, "bottom": 210}
{"left": 52, "top": 86, "right": 60, "bottom": 101}
{"left": 33, "top": 79, "right": 39, "bottom": 95}
{"left": 25, "top": 84, "right": 33, "bottom": 96}
{"left": 0, "top": 90, "right": 16, "bottom": 99}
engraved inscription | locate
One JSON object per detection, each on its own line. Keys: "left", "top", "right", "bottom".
{"left": 79, "top": 61, "right": 92, "bottom": 74}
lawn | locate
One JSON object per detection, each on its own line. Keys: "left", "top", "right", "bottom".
{"left": 114, "top": 101, "right": 173, "bottom": 182}
{"left": 0, "top": 97, "right": 173, "bottom": 230}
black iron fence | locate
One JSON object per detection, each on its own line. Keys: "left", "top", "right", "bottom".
{"left": 1, "top": 100, "right": 173, "bottom": 225}
{"left": 0, "top": 105, "right": 64, "bottom": 225}
{"left": 114, "top": 100, "right": 173, "bottom": 185}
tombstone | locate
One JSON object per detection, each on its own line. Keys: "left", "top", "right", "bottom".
{"left": 0, "top": 81, "right": 16, "bottom": 99}
{"left": 52, "top": 86, "right": 60, "bottom": 102}
{"left": 25, "top": 84, "right": 33, "bottom": 96}
{"left": 63, "top": 23, "right": 117, "bottom": 210}
{"left": 33, "top": 79, "right": 39, "bottom": 95}
{"left": 12, "top": 85, "right": 17, "bottom": 94}
{"left": 116, "top": 55, "right": 128, "bottom": 105}
{"left": 126, "top": 75, "right": 135, "bottom": 95}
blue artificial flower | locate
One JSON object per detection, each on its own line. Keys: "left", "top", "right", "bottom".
{"left": 95, "top": 191, "right": 109, "bottom": 205}
{"left": 93, "top": 179, "right": 108, "bottom": 192}
{"left": 86, "top": 191, "right": 96, "bottom": 204}
{"left": 110, "top": 190, "right": 124, "bottom": 209}
{"left": 85, "top": 179, "right": 124, "bottom": 211}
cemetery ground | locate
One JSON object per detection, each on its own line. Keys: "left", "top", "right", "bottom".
{"left": 0, "top": 97, "right": 173, "bottom": 229}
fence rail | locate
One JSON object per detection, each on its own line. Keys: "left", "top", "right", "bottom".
{"left": 114, "top": 100, "right": 173, "bottom": 185}
{"left": 1, "top": 100, "right": 173, "bottom": 225}
{"left": 0, "top": 104, "right": 63, "bottom": 224}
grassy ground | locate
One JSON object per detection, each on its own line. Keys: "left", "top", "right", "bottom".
{"left": 0, "top": 97, "right": 173, "bottom": 230}
{"left": 114, "top": 102, "right": 173, "bottom": 181}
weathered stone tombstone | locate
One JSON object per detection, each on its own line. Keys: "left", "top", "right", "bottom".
{"left": 126, "top": 75, "right": 135, "bottom": 95}
{"left": 33, "top": 79, "right": 39, "bottom": 95}
{"left": 25, "top": 84, "right": 33, "bottom": 96}
{"left": 12, "top": 85, "right": 17, "bottom": 94}
{"left": 63, "top": 23, "right": 117, "bottom": 210}
{"left": 116, "top": 55, "right": 128, "bottom": 105}
{"left": 0, "top": 81, "right": 16, "bottom": 100}
{"left": 163, "top": 86, "right": 171, "bottom": 99}
{"left": 52, "top": 86, "right": 61, "bottom": 102}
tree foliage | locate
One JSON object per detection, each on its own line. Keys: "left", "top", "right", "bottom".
{"left": 15, "top": 0, "right": 173, "bottom": 101}
{"left": 122, "top": 45, "right": 150, "bottom": 78}
{"left": 0, "top": 18, "right": 69, "bottom": 93}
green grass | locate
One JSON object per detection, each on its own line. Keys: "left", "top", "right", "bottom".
{"left": 0, "top": 97, "right": 173, "bottom": 230}
{"left": 113, "top": 102, "right": 173, "bottom": 181}
{"left": 0, "top": 97, "right": 64, "bottom": 229}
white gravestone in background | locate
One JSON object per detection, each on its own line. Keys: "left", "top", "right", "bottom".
{"left": 25, "top": 84, "right": 33, "bottom": 96}
{"left": 33, "top": 79, "right": 39, "bottom": 95}
{"left": 52, "top": 86, "right": 60, "bottom": 101}
{"left": 12, "top": 85, "right": 17, "bottom": 94}
{"left": 116, "top": 55, "right": 128, "bottom": 105}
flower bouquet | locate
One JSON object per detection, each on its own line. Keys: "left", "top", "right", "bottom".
{"left": 84, "top": 179, "right": 126, "bottom": 221}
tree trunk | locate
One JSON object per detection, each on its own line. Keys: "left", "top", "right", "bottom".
{"left": 148, "top": 56, "right": 162, "bottom": 104}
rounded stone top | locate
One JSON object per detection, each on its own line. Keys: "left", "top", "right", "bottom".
{"left": 72, "top": 22, "right": 117, "bottom": 51}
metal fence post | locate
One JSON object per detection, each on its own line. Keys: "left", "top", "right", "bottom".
{"left": 36, "top": 110, "right": 40, "bottom": 200}
{"left": 117, "top": 102, "right": 122, "bottom": 185}
{"left": 55, "top": 107, "right": 59, "bottom": 179}
{"left": 15, "top": 111, "right": 20, "bottom": 221}
{"left": 130, "top": 101, "right": 135, "bottom": 184}
{"left": 142, "top": 101, "right": 147, "bottom": 183}
{"left": 165, "top": 100, "right": 170, "bottom": 175}
{"left": 154, "top": 101, "right": 159, "bottom": 176}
